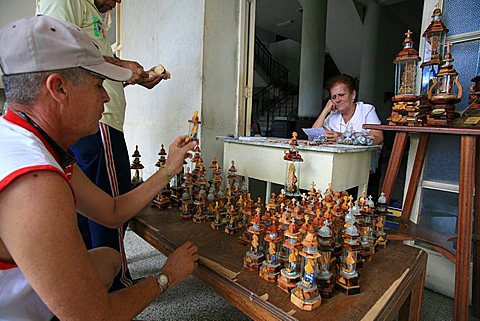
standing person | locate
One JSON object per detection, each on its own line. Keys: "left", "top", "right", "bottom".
{"left": 0, "top": 15, "right": 198, "bottom": 320}
{"left": 36, "top": 0, "right": 166, "bottom": 290}
{"left": 312, "top": 74, "right": 384, "bottom": 145}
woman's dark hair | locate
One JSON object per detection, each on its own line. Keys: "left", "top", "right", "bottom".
{"left": 326, "top": 74, "right": 356, "bottom": 93}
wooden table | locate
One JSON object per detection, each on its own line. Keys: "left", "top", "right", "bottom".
{"left": 364, "top": 124, "right": 480, "bottom": 321}
{"left": 130, "top": 207, "right": 427, "bottom": 321}
{"left": 220, "top": 137, "right": 381, "bottom": 200}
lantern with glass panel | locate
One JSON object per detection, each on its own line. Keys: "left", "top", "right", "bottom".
{"left": 427, "top": 42, "right": 463, "bottom": 126}
{"left": 419, "top": 5, "right": 448, "bottom": 120}
{"left": 388, "top": 30, "right": 422, "bottom": 126}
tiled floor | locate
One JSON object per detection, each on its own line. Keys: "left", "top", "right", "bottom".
{"left": 125, "top": 229, "right": 472, "bottom": 321}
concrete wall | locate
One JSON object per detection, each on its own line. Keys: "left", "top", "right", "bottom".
{"left": 122, "top": 0, "right": 241, "bottom": 178}
{"left": 122, "top": 0, "right": 205, "bottom": 178}
{"left": 269, "top": 39, "right": 301, "bottom": 86}
{"left": 201, "top": 0, "right": 240, "bottom": 167}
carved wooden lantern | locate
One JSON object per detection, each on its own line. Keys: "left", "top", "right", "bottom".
{"left": 388, "top": 30, "right": 422, "bottom": 126}
{"left": 427, "top": 42, "right": 462, "bottom": 126}
{"left": 420, "top": 5, "right": 448, "bottom": 98}
{"left": 393, "top": 30, "right": 421, "bottom": 102}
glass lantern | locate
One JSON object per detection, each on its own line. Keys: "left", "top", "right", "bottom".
{"left": 130, "top": 145, "right": 144, "bottom": 188}
{"left": 420, "top": 5, "right": 448, "bottom": 97}
{"left": 393, "top": 30, "right": 421, "bottom": 102}
{"left": 284, "top": 132, "right": 303, "bottom": 197}
{"left": 428, "top": 42, "right": 463, "bottom": 104}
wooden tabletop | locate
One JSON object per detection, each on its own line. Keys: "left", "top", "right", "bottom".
{"left": 131, "top": 207, "right": 427, "bottom": 321}
{"left": 363, "top": 124, "right": 480, "bottom": 136}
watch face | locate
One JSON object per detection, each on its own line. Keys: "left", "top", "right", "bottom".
{"left": 158, "top": 273, "right": 169, "bottom": 289}
{"left": 159, "top": 274, "right": 168, "bottom": 284}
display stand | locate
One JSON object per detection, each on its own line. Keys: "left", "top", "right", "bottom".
{"left": 364, "top": 124, "right": 480, "bottom": 321}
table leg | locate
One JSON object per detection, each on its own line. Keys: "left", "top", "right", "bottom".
{"left": 382, "top": 132, "right": 408, "bottom": 203}
{"left": 472, "top": 137, "right": 480, "bottom": 318}
{"left": 455, "top": 135, "right": 476, "bottom": 321}
{"left": 402, "top": 133, "right": 429, "bottom": 220}
{"left": 266, "top": 181, "right": 271, "bottom": 203}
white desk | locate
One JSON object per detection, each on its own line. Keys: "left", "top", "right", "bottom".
{"left": 220, "top": 137, "right": 380, "bottom": 199}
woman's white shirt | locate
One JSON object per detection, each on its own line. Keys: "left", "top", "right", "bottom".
{"left": 323, "top": 101, "right": 381, "bottom": 133}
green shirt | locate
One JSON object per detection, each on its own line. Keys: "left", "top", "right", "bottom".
{"left": 36, "top": 0, "right": 128, "bottom": 132}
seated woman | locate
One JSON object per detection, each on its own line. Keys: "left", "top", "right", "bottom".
{"left": 312, "top": 74, "right": 384, "bottom": 145}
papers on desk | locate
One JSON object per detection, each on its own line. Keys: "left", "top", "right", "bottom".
{"left": 302, "top": 127, "right": 326, "bottom": 141}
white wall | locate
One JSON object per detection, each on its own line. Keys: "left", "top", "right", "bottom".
{"left": 201, "top": 0, "right": 240, "bottom": 167}
{"left": 122, "top": 0, "right": 205, "bottom": 178}
{"left": 0, "top": 0, "right": 35, "bottom": 89}
{"left": 0, "top": 0, "right": 34, "bottom": 25}
{"left": 122, "top": 0, "right": 241, "bottom": 178}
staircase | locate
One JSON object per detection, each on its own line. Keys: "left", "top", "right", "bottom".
{"left": 252, "top": 37, "right": 298, "bottom": 138}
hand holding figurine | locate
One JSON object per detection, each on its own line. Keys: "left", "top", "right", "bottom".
{"left": 166, "top": 135, "right": 197, "bottom": 175}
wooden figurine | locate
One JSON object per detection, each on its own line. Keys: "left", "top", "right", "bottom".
{"left": 336, "top": 211, "right": 361, "bottom": 295}
{"left": 210, "top": 202, "right": 224, "bottom": 231}
{"left": 259, "top": 219, "right": 282, "bottom": 282}
{"left": 336, "top": 245, "right": 360, "bottom": 295}
{"left": 290, "top": 225, "right": 322, "bottom": 311}
{"left": 185, "top": 111, "right": 201, "bottom": 142}
{"left": 277, "top": 218, "right": 302, "bottom": 293}
{"left": 243, "top": 211, "right": 265, "bottom": 271}
{"left": 206, "top": 188, "right": 216, "bottom": 221}
{"left": 227, "top": 160, "right": 238, "bottom": 187}
{"left": 179, "top": 190, "right": 192, "bottom": 221}
{"left": 192, "top": 197, "right": 206, "bottom": 224}
{"left": 317, "top": 220, "right": 335, "bottom": 298}
{"left": 375, "top": 215, "right": 387, "bottom": 249}
{"left": 130, "top": 145, "right": 144, "bottom": 188}
{"left": 225, "top": 205, "right": 240, "bottom": 235}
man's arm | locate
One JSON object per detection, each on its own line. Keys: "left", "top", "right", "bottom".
{"left": 0, "top": 172, "right": 158, "bottom": 320}
{"left": 103, "top": 56, "right": 165, "bottom": 89}
{"left": 73, "top": 135, "right": 196, "bottom": 228}
{"left": 0, "top": 171, "right": 198, "bottom": 320}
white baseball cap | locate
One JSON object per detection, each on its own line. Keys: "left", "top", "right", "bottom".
{"left": 0, "top": 15, "right": 132, "bottom": 81}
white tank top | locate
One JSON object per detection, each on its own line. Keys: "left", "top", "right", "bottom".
{"left": 0, "top": 111, "right": 74, "bottom": 321}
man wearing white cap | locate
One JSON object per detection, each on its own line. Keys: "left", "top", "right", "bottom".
{"left": 0, "top": 16, "right": 197, "bottom": 320}
{"left": 36, "top": 0, "right": 168, "bottom": 290}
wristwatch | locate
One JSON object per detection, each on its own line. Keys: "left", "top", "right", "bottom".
{"left": 155, "top": 272, "right": 169, "bottom": 292}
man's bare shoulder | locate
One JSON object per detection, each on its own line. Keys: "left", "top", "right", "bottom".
{"left": 0, "top": 170, "right": 75, "bottom": 221}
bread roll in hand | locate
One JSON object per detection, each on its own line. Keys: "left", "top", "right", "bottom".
{"left": 148, "top": 64, "right": 171, "bottom": 80}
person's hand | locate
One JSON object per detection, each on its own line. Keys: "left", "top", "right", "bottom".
{"left": 116, "top": 59, "right": 149, "bottom": 85}
{"left": 136, "top": 66, "right": 168, "bottom": 89}
{"left": 323, "top": 128, "right": 342, "bottom": 143}
{"left": 324, "top": 99, "right": 337, "bottom": 113}
{"left": 165, "top": 135, "right": 197, "bottom": 175}
{"left": 161, "top": 241, "right": 199, "bottom": 287}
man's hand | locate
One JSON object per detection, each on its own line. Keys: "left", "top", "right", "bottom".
{"left": 165, "top": 135, "right": 197, "bottom": 175}
{"left": 136, "top": 66, "right": 167, "bottom": 89}
{"left": 120, "top": 59, "right": 149, "bottom": 85}
{"left": 161, "top": 241, "right": 199, "bottom": 287}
